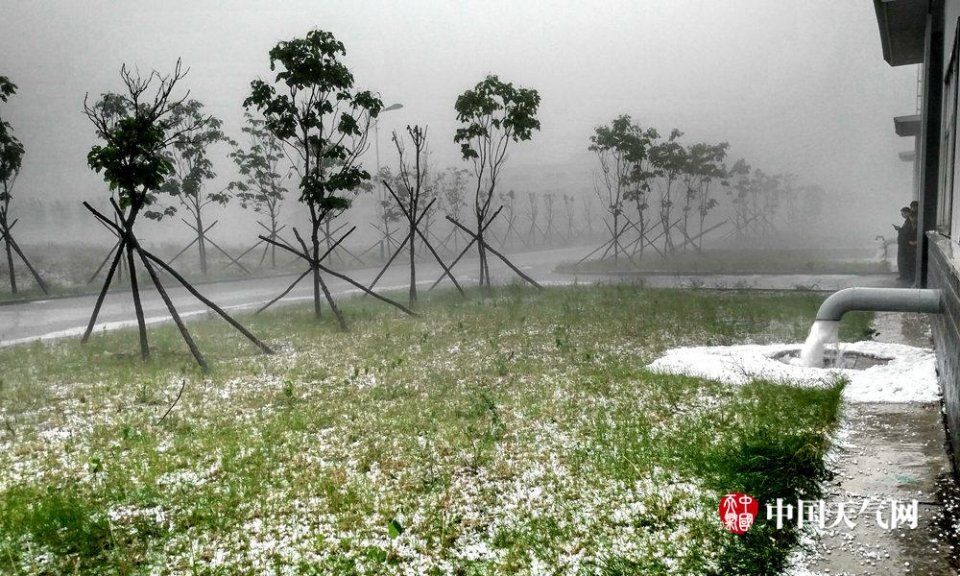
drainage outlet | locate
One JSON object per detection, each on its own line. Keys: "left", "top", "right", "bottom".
{"left": 772, "top": 349, "right": 892, "bottom": 370}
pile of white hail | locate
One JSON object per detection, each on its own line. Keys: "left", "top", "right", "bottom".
{"left": 647, "top": 340, "right": 939, "bottom": 403}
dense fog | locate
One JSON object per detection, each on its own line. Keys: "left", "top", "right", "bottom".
{"left": 0, "top": 1, "right": 917, "bottom": 252}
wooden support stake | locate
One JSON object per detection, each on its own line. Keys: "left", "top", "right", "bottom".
{"left": 446, "top": 215, "right": 543, "bottom": 290}
{"left": 125, "top": 240, "right": 150, "bottom": 359}
{"left": 256, "top": 268, "right": 312, "bottom": 314}
{"left": 140, "top": 247, "right": 274, "bottom": 354}
{"left": 137, "top": 248, "right": 208, "bottom": 371}
{"left": 428, "top": 205, "right": 504, "bottom": 291}
{"left": 383, "top": 191, "right": 463, "bottom": 297}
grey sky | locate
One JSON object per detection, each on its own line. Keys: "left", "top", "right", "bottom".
{"left": 1, "top": 0, "right": 916, "bottom": 240}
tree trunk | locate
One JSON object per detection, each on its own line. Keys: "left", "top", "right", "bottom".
{"left": 125, "top": 241, "right": 150, "bottom": 360}
{"left": 311, "top": 221, "right": 322, "bottom": 319}
{"left": 637, "top": 206, "right": 646, "bottom": 261}
{"left": 269, "top": 212, "right": 278, "bottom": 268}
{"left": 196, "top": 211, "right": 207, "bottom": 276}
{"left": 408, "top": 215, "right": 417, "bottom": 305}
{"left": 699, "top": 215, "right": 706, "bottom": 251}
{"left": 477, "top": 229, "right": 488, "bottom": 287}
{"left": 613, "top": 212, "right": 620, "bottom": 262}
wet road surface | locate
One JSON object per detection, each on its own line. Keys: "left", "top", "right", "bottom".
{"left": 0, "top": 245, "right": 898, "bottom": 346}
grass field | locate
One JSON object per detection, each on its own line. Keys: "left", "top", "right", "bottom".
{"left": 0, "top": 286, "right": 872, "bottom": 575}
{"left": 558, "top": 248, "right": 890, "bottom": 277}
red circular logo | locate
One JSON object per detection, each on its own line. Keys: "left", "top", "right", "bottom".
{"left": 718, "top": 493, "right": 758, "bottom": 535}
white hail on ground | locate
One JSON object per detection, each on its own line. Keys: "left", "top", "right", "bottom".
{"left": 647, "top": 340, "right": 938, "bottom": 403}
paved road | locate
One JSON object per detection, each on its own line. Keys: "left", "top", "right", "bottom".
{"left": 0, "top": 246, "right": 592, "bottom": 346}
{"left": 0, "top": 244, "right": 898, "bottom": 346}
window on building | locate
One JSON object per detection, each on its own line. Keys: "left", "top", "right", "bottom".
{"left": 941, "top": 23, "right": 960, "bottom": 237}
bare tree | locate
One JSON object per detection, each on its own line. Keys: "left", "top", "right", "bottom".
{"left": 526, "top": 191, "right": 541, "bottom": 246}
{"left": 562, "top": 194, "right": 578, "bottom": 243}
{"left": 382, "top": 125, "right": 460, "bottom": 304}
{"left": 436, "top": 166, "right": 469, "bottom": 252}
{"left": 373, "top": 166, "right": 404, "bottom": 258}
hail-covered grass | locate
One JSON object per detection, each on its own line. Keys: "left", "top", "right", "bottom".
{"left": 0, "top": 285, "right": 869, "bottom": 575}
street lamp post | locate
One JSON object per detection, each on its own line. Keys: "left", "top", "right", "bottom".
{"left": 376, "top": 102, "right": 403, "bottom": 259}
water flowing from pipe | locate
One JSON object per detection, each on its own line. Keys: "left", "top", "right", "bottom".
{"left": 798, "top": 320, "right": 839, "bottom": 367}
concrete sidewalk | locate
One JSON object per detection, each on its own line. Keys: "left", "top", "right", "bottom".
{"left": 794, "top": 312, "right": 959, "bottom": 575}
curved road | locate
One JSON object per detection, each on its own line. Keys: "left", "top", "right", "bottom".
{"left": 0, "top": 246, "right": 592, "bottom": 346}
{"left": 0, "top": 245, "right": 897, "bottom": 346}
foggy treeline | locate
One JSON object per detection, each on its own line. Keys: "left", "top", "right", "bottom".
{"left": 8, "top": 152, "right": 830, "bottom": 255}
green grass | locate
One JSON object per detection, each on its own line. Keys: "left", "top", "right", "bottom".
{"left": 558, "top": 248, "right": 890, "bottom": 277}
{"left": 0, "top": 286, "right": 870, "bottom": 575}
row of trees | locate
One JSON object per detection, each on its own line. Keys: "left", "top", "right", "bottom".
{"left": 374, "top": 168, "right": 599, "bottom": 257}
{"left": 62, "top": 28, "right": 542, "bottom": 368}
{"left": 588, "top": 114, "right": 823, "bottom": 263}
{"left": 2, "top": 30, "right": 827, "bottom": 368}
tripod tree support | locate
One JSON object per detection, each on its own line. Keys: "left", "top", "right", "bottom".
{"left": 81, "top": 62, "right": 271, "bottom": 371}
{"left": 255, "top": 225, "right": 355, "bottom": 316}
{"left": 382, "top": 183, "right": 464, "bottom": 298}
{"left": 1, "top": 75, "right": 49, "bottom": 296}
{"left": 0, "top": 213, "right": 49, "bottom": 295}
{"left": 445, "top": 212, "right": 543, "bottom": 290}
{"left": 428, "top": 205, "right": 503, "bottom": 291}
{"left": 258, "top": 229, "right": 419, "bottom": 323}
{"left": 81, "top": 202, "right": 273, "bottom": 369}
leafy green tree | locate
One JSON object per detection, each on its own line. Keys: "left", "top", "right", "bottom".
{"left": 244, "top": 29, "right": 383, "bottom": 323}
{"left": 229, "top": 112, "right": 290, "bottom": 268}
{"left": 82, "top": 60, "right": 270, "bottom": 365}
{"left": 725, "top": 158, "right": 752, "bottom": 241}
{"left": 152, "top": 99, "right": 232, "bottom": 276}
{"left": 0, "top": 76, "right": 25, "bottom": 293}
{"left": 0, "top": 78, "right": 23, "bottom": 198}
{"left": 588, "top": 115, "right": 657, "bottom": 261}
{"left": 454, "top": 75, "right": 540, "bottom": 287}
{"left": 681, "top": 141, "right": 728, "bottom": 251}
{"left": 649, "top": 129, "right": 686, "bottom": 253}
{"left": 84, "top": 61, "right": 201, "bottom": 356}
{"left": 0, "top": 75, "right": 46, "bottom": 295}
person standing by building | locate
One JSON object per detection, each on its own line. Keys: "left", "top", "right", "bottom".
{"left": 896, "top": 206, "right": 914, "bottom": 282}
{"left": 906, "top": 204, "right": 919, "bottom": 282}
